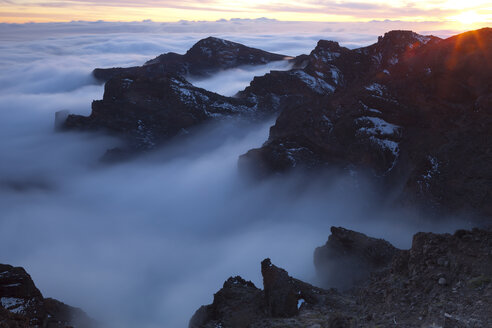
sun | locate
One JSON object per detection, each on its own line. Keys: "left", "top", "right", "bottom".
{"left": 450, "top": 11, "right": 484, "bottom": 25}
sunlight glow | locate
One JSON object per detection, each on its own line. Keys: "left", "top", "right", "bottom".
{"left": 0, "top": 0, "right": 491, "bottom": 25}
{"left": 450, "top": 11, "right": 486, "bottom": 25}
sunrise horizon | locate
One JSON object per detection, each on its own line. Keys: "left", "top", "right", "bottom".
{"left": 1, "top": 0, "right": 491, "bottom": 28}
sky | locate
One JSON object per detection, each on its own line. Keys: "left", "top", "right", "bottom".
{"left": 0, "top": 0, "right": 491, "bottom": 28}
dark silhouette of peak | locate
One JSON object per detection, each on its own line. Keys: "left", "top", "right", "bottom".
{"left": 188, "top": 36, "right": 241, "bottom": 51}
{"left": 93, "top": 36, "right": 287, "bottom": 83}
{"left": 377, "top": 30, "right": 440, "bottom": 45}
{"left": 314, "top": 40, "right": 343, "bottom": 51}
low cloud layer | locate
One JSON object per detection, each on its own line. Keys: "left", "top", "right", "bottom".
{"left": 0, "top": 26, "right": 471, "bottom": 327}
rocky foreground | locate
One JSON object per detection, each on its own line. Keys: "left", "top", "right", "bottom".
{"left": 3, "top": 228, "right": 490, "bottom": 327}
{"left": 190, "top": 227, "right": 492, "bottom": 328}
{"left": 0, "top": 264, "right": 94, "bottom": 328}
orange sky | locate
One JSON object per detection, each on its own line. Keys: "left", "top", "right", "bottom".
{"left": 1, "top": 0, "right": 491, "bottom": 27}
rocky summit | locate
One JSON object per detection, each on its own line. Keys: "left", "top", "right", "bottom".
{"left": 59, "top": 29, "right": 492, "bottom": 217}
{"left": 0, "top": 264, "right": 95, "bottom": 328}
{"left": 240, "top": 28, "right": 492, "bottom": 218}
{"left": 92, "top": 36, "right": 289, "bottom": 83}
{"left": 62, "top": 37, "right": 290, "bottom": 158}
{"left": 190, "top": 227, "right": 492, "bottom": 328}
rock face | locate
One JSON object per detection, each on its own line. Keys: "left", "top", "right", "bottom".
{"left": 92, "top": 37, "right": 288, "bottom": 83}
{"left": 314, "top": 227, "right": 398, "bottom": 290}
{"left": 0, "top": 264, "right": 95, "bottom": 328}
{"left": 261, "top": 258, "right": 333, "bottom": 318}
{"left": 355, "top": 228, "right": 492, "bottom": 328}
{"left": 188, "top": 277, "right": 265, "bottom": 328}
{"left": 62, "top": 29, "right": 492, "bottom": 216}
{"left": 240, "top": 28, "right": 492, "bottom": 218}
{"left": 64, "top": 37, "right": 290, "bottom": 155}
{"left": 191, "top": 227, "right": 492, "bottom": 328}
{"left": 189, "top": 260, "right": 351, "bottom": 328}
{"left": 64, "top": 73, "right": 257, "bottom": 153}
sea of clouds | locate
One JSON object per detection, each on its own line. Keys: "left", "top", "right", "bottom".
{"left": 0, "top": 19, "right": 470, "bottom": 328}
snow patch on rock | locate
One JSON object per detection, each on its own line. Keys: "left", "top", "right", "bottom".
{"left": 1, "top": 297, "right": 28, "bottom": 314}
{"left": 365, "top": 83, "right": 386, "bottom": 96}
{"left": 356, "top": 116, "right": 401, "bottom": 137}
{"left": 291, "top": 70, "right": 335, "bottom": 94}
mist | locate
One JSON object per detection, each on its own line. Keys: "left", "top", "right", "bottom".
{"left": 0, "top": 24, "right": 471, "bottom": 328}
{"left": 189, "top": 60, "right": 293, "bottom": 96}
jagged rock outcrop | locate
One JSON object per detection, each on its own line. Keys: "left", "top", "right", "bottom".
{"left": 189, "top": 277, "right": 265, "bottom": 328}
{"left": 62, "top": 37, "right": 293, "bottom": 155}
{"left": 189, "top": 259, "right": 353, "bottom": 328}
{"left": 239, "top": 30, "right": 441, "bottom": 176}
{"left": 0, "top": 264, "right": 95, "bottom": 328}
{"left": 93, "top": 37, "right": 288, "bottom": 83}
{"left": 314, "top": 227, "right": 398, "bottom": 290}
{"left": 191, "top": 227, "right": 492, "bottom": 328}
{"left": 63, "top": 73, "right": 257, "bottom": 154}
{"left": 61, "top": 29, "right": 492, "bottom": 216}
{"left": 240, "top": 28, "right": 492, "bottom": 218}
{"left": 261, "top": 258, "right": 334, "bottom": 318}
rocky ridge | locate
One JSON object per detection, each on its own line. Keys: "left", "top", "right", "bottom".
{"left": 240, "top": 28, "right": 492, "bottom": 218}
{"left": 190, "top": 227, "right": 492, "bottom": 328}
{"left": 92, "top": 37, "right": 289, "bottom": 83}
{"left": 63, "top": 73, "right": 258, "bottom": 156}
{"left": 60, "top": 28, "right": 492, "bottom": 216}
{"left": 62, "top": 38, "right": 289, "bottom": 156}
{"left": 0, "top": 264, "right": 95, "bottom": 328}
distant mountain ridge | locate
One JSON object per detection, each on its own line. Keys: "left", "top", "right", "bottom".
{"left": 92, "top": 36, "right": 289, "bottom": 82}
{"left": 61, "top": 28, "right": 492, "bottom": 218}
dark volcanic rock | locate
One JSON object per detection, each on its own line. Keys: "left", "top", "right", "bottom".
{"left": 190, "top": 260, "right": 351, "bottom": 328}
{"left": 354, "top": 228, "right": 492, "bottom": 328}
{"left": 64, "top": 73, "right": 257, "bottom": 152}
{"left": 314, "top": 227, "right": 398, "bottom": 290}
{"left": 63, "top": 28, "right": 491, "bottom": 216}
{"left": 93, "top": 37, "right": 288, "bottom": 83}
{"left": 261, "top": 258, "right": 328, "bottom": 317}
{"left": 240, "top": 28, "right": 492, "bottom": 218}
{"left": 189, "top": 276, "right": 265, "bottom": 328}
{"left": 70, "top": 37, "right": 290, "bottom": 156}
{"left": 0, "top": 264, "right": 95, "bottom": 328}
{"left": 191, "top": 227, "right": 492, "bottom": 328}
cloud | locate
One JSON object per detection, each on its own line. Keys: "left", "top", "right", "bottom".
{"left": 0, "top": 25, "right": 471, "bottom": 328}
{"left": 189, "top": 60, "right": 293, "bottom": 96}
